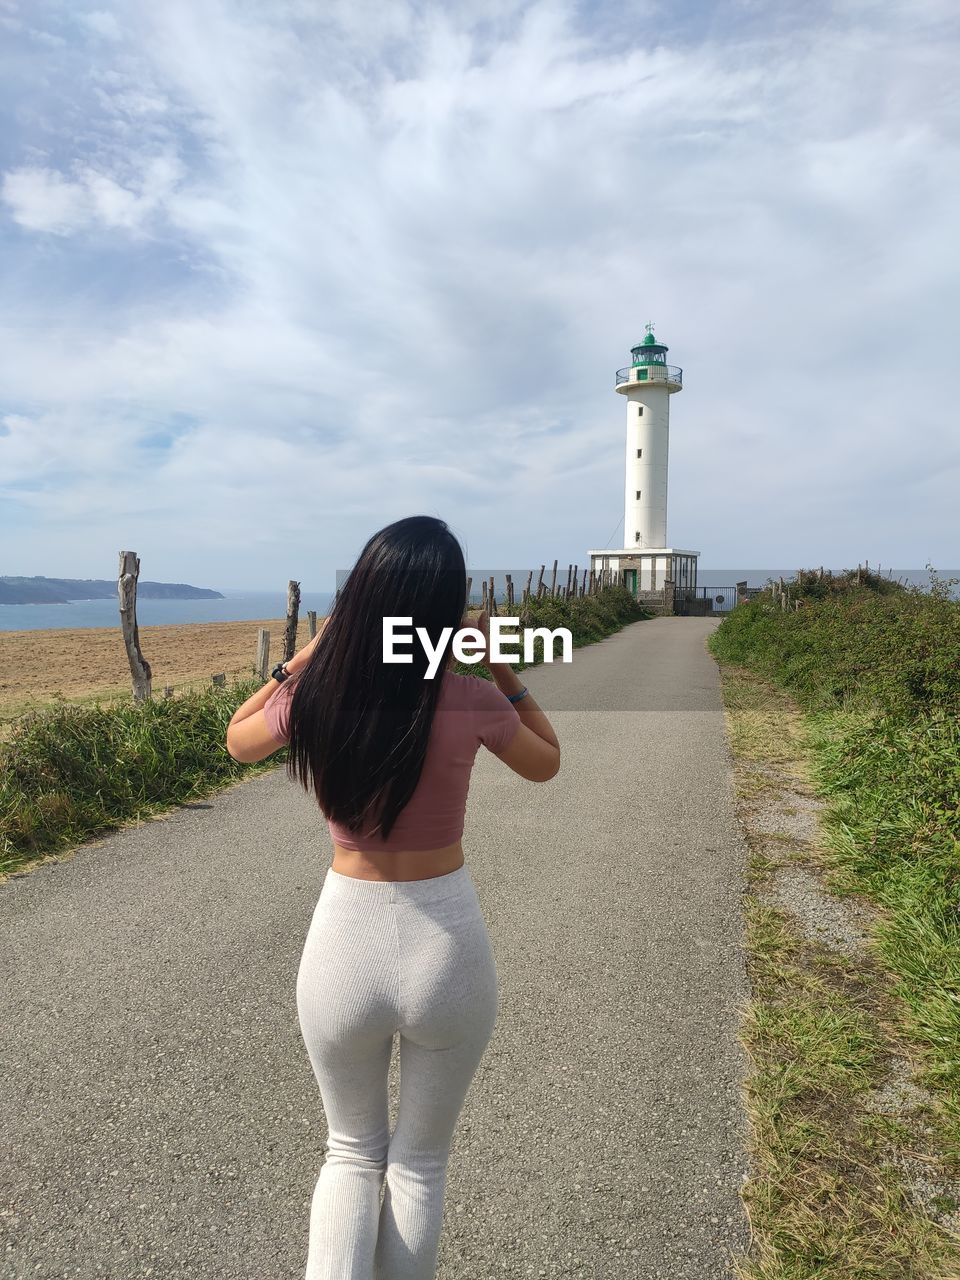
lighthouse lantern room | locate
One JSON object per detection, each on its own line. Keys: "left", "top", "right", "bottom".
{"left": 588, "top": 324, "right": 699, "bottom": 602}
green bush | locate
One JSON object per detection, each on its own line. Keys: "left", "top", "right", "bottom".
{"left": 709, "top": 570, "right": 960, "bottom": 1116}
{"left": 457, "top": 585, "right": 646, "bottom": 669}
{"left": 712, "top": 573, "right": 960, "bottom": 718}
{"left": 0, "top": 678, "right": 272, "bottom": 872}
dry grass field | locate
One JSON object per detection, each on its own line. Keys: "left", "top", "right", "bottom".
{"left": 0, "top": 616, "right": 322, "bottom": 721}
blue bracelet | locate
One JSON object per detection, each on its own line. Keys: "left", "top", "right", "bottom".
{"left": 507, "top": 686, "right": 529, "bottom": 704}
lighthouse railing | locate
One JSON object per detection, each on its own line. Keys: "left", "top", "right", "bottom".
{"left": 615, "top": 364, "right": 682, "bottom": 387}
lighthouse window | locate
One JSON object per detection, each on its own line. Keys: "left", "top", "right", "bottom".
{"left": 636, "top": 449, "right": 642, "bottom": 458}
{"left": 637, "top": 406, "right": 644, "bottom": 417}
{"left": 636, "top": 490, "right": 641, "bottom": 500}
{"left": 635, "top": 531, "right": 641, "bottom": 543}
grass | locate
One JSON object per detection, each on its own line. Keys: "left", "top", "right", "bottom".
{"left": 0, "top": 586, "right": 647, "bottom": 877}
{"left": 808, "top": 710, "right": 960, "bottom": 1111}
{"left": 709, "top": 567, "right": 960, "bottom": 1278}
{"left": 0, "top": 677, "right": 278, "bottom": 877}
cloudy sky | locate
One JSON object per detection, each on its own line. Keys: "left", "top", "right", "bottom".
{"left": 1, "top": 0, "right": 957, "bottom": 591}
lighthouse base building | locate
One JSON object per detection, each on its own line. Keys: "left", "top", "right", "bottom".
{"left": 588, "top": 325, "right": 699, "bottom": 609}
{"left": 587, "top": 546, "right": 699, "bottom": 595}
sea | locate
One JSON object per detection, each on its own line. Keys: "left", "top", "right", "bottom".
{"left": 0, "top": 570, "right": 956, "bottom": 632}
{"left": 0, "top": 589, "right": 337, "bottom": 633}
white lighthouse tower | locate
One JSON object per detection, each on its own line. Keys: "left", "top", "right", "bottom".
{"left": 588, "top": 324, "right": 699, "bottom": 604}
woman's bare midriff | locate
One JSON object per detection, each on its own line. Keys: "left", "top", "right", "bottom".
{"left": 331, "top": 838, "right": 466, "bottom": 882}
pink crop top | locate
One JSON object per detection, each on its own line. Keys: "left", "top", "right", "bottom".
{"left": 261, "top": 669, "right": 522, "bottom": 852}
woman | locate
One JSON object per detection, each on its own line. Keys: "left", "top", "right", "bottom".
{"left": 225, "top": 515, "right": 560, "bottom": 1280}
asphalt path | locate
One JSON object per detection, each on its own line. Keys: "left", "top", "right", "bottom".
{"left": 1, "top": 616, "right": 751, "bottom": 1279}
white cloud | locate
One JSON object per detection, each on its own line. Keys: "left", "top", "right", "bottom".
{"left": 0, "top": 0, "right": 957, "bottom": 585}
{"left": 1, "top": 166, "right": 89, "bottom": 233}
{"left": 2, "top": 150, "right": 183, "bottom": 235}
{"left": 80, "top": 10, "right": 123, "bottom": 41}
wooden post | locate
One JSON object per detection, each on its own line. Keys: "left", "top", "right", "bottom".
{"left": 506, "top": 574, "right": 514, "bottom": 608}
{"left": 523, "top": 570, "right": 533, "bottom": 605}
{"left": 482, "top": 580, "right": 488, "bottom": 611}
{"left": 549, "top": 559, "right": 558, "bottom": 596}
{"left": 118, "top": 550, "right": 152, "bottom": 703}
{"left": 589, "top": 568, "right": 596, "bottom": 594}
{"left": 466, "top": 576, "right": 473, "bottom": 605}
{"left": 255, "top": 628, "right": 270, "bottom": 680}
{"left": 284, "top": 580, "right": 301, "bottom": 662}
{"left": 307, "top": 610, "right": 318, "bottom": 639}
{"left": 536, "top": 565, "right": 545, "bottom": 598}
{"left": 488, "top": 575, "right": 497, "bottom": 615}
{"left": 581, "top": 567, "right": 587, "bottom": 597}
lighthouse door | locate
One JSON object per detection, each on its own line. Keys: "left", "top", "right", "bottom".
{"left": 624, "top": 569, "right": 637, "bottom": 595}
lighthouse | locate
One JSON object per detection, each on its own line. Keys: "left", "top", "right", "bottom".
{"left": 588, "top": 324, "right": 699, "bottom": 605}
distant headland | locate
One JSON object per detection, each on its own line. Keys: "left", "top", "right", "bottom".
{"left": 0, "top": 576, "right": 225, "bottom": 605}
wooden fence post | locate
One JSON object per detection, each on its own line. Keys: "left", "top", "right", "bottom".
{"left": 488, "top": 575, "right": 497, "bottom": 615}
{"left": 118, "top": 550, "right": 152, "bottom": 703}
{"left": 549, "top": 559, "right": 558, "bottom": 596}
{"left": 307, "top": 610, "right": 317, "bottom": 639}
{"left": 482, "top": 580, "right": 488, "bottom": 611}
{"left": 255, "top": 628, "right": 270, "bottom": 680}
{"left": 523, "top": 570, "right": 533, "bottom": 605}
{"left": 536, "top": 565, "right": 545, "bottom": 598}
{"left": 284, "top": 580, "right": 301, "bottom": 662}
{"left": 466, "top": 576, "right": 473, "bottom": 605}
{"left": 506, "top": 574, "right": 514, "bottom": 608}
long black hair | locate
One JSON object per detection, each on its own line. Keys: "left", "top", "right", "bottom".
{"left": 285, "top": 515, "right": 468, "bottom": 840}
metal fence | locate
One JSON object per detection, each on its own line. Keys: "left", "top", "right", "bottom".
{"left": 673, "top": 585, "right": 739, "bottom": 615}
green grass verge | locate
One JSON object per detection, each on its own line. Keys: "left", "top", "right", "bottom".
{"left": 740, "top": 892, "right": 956, "bottom": 1280}
{"left": 709, "top": 569, "right": 960, "bottom": 1277}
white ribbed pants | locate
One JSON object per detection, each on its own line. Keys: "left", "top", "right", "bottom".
{"left": 296, "top": 864, "right": 498, "bottom": 1280}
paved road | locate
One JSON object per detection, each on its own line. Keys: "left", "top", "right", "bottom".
{"left": 1, "top": 617, "right": 751, "bottom": 1279}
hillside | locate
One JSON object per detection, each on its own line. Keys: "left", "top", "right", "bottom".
{"left": 0, "top": 576, "right": 224, "bottom": 605}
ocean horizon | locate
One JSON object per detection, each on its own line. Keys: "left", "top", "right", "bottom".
{"left": 0, "top": 570, "right": 956, "bottom": 632}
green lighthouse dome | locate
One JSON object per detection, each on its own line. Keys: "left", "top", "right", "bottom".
{"left": 630, "top": 322, "right": 668, "bottom": 366}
